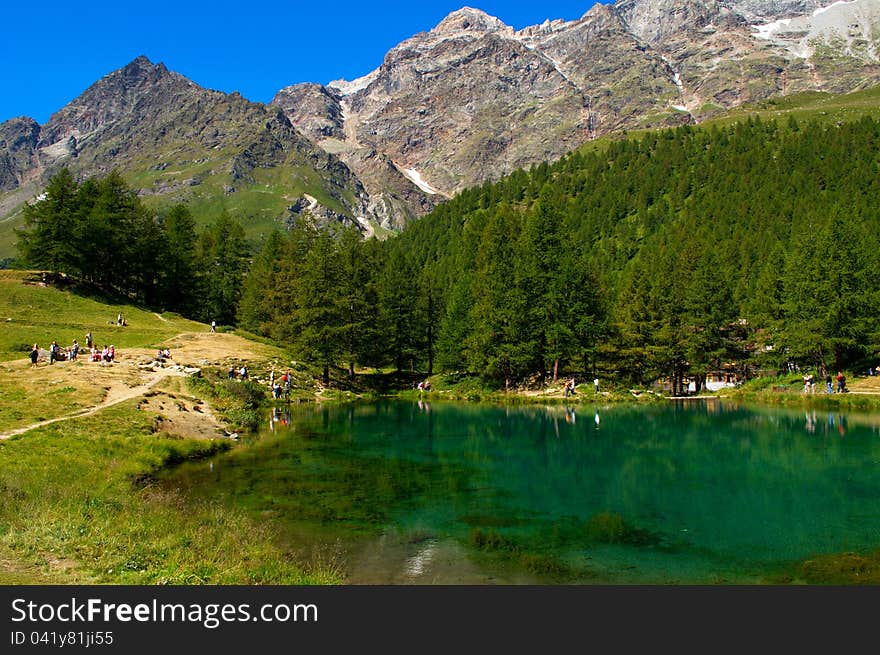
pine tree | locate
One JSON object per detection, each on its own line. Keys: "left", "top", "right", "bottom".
{"left": 237, "top": 229, "right": 286, "bottom": 334}
{"left": 198, "top": 213, "right": 250, "bottom": 325}
{"left": 16, "top": 167, "right": 81, "bottom": 275}
{"left": 161, "top": 204, "right": 200, "bottom": 314}
{"left": 293, "top": 230, "right": 343, "bottom": 385}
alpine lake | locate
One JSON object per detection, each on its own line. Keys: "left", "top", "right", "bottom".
{"left": 156, "top": 399, "right": 880, "bottom": 584}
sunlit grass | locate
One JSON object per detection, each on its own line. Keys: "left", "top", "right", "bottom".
{"left": 0, "top": 400, "right": 342, "bottom": 584}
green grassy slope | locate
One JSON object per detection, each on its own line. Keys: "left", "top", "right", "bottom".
{"left": 574, "top": 85, "right": 880, "bottom": 155}
{"left": 0, "top": 270, "right": 205, "bottom": 361}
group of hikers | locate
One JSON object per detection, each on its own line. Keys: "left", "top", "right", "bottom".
{"left": 228, "top": 364, "right": 250, "bottom": 381}
{"left": 270, "top": 369, "right": 293, "bottom": 400}
{"left": 29, "top": 331, "right": 116, "bottom": 367}
{"left": 225, "top": 364, "right": 294, "bottom": 401}
{"left": 803, "top": 371, "right": 849, "bottom": 394}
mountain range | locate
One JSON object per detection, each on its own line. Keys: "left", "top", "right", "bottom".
{"left": 2, "top": 0, "right": 879, "bottom": 255}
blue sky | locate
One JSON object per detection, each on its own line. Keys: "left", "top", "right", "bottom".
{"left": 2, "top": 1, "right": 603, "bottom": 125}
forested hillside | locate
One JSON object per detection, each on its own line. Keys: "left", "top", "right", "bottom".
{"left": 18, "top": 116, "right": 880, "bottom": 392}
{"left": 239, "top": 116, "right": 880, "bottom": 391}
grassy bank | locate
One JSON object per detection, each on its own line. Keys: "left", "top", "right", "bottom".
{"left": 306, "top": 369, "right": 666, "bottom": 406}
{"left": 722, "top": 372, "right": 880, "bottom": 412}
{"left": 187, "top": 371, "right": 267, "bottom": 433}
{"left": 0, "top": 400, "right": 341, "bottom": 584}
{"left": 0, "top": 270, "right": 204, "bottom": 362}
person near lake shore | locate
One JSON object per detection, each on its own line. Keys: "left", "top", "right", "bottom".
{"left": 803, "top": 373, "right": 815, "bottom": 394}
{"left": 594, "top": 377, "right": 600, "bottom": 393}
{"left": 826, "top": 374, "right": 833, "bottom": 394}
{"left": 836, "top": 371, "right": 846, "bottom": 393}
{"left": 30, "top": 344, "right": 39, "bottom": 367}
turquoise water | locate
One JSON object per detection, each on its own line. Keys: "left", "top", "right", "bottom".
{"left": 158, "top": 400, "right": 880, "bottom": 584}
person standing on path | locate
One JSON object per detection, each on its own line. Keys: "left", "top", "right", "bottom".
{"left": 30, "top": 344, "right": 39, "bottom": 368}
{"left": 86, "top": 331, "right": 92, "bottom": 349}
{"left": 594, "top": 377, "right": 600, "bottom": 393}
{"left": 49, "top": 340, "right": 59, "bottom": 365}
{"left": 826, "top": 374, "right": 833, "bottom": 394}
{"left": 210, "top": 320, "right": 217, "bottom": 333}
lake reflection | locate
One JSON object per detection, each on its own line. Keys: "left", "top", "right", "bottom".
{"left": 159, "top": 400, "right": 880, "bottom": 584}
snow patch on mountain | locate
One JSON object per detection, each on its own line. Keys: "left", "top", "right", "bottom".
{"left": 754, "top": 18, "right": 792, "bottom": 39}
{"left": 400, "top": 167, "right": 441, "bottom": 195}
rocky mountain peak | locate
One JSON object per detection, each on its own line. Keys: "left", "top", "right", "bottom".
{"left": 120, "top": 55, "right": 168, "bottom": 79}
{"left": 431, "top": 7, "right": 513, "bottom": 38}
{"left": 38, "top": 55, "right": 193, "bottom": 150}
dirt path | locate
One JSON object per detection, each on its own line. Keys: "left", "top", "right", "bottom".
{"left": 0, "top": 367, "right": 185, "bottom": 440}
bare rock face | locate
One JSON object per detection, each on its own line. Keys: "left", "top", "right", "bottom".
{"left": 614, "top": 0, "right": 737, "bottom": 45}
{"left": 522, "top": 4, "right": 687, "bottom": 134}
{"left": 271, "top": 83, "right": 346, "bottom": 141}
{"left": 314, "top": 8, "right": 595, "bottom": 197}
{"left": 0, "top": 117, "right": 40, "bottom": 191}
{"left": 723, "top": 0, "right": 829, "bottom": 19}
